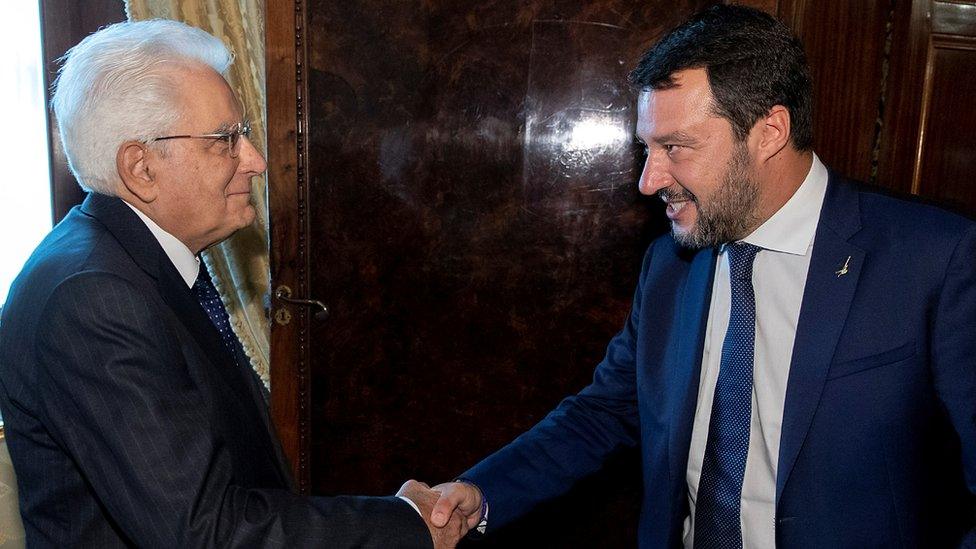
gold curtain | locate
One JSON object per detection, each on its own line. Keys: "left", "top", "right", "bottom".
{"left": 0, "top": 431, "right": 25, "bottom": 549}
{"left": 125, "top": 0, "right": 270, "bottom": 386}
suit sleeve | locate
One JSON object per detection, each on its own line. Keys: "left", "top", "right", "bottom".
{"left": 33, "top": 272, "right": 431, "bottom": 549}
{"left": 930, "top": 225, "right": 976, "bottom": 547}
{"left": 461, "top": 243, "right": 657, "bottom": 530}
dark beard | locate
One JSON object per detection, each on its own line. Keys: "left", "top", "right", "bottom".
{"left": 671, "top": 142, "right": 761, "bottom": 249}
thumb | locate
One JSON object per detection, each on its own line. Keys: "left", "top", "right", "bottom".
{"left": 430, "top": 488, "right": 464, "bottom": 527}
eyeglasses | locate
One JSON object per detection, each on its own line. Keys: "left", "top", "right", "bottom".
{"left": 149, "top": 120, "right": 252, "bottom": 158}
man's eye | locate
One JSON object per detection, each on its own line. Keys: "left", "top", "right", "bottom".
{"left": 664, "top": 144, "right": 684, "bottom": 156}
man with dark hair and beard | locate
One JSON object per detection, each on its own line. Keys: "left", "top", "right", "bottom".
{"left": 413, "top": 5, "right": 976, "bottom": 547}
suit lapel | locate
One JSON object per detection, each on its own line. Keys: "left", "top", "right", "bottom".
{"left": 776, "top": 176, "right": 864, "bottom": 500}
{"left": 82, "top": 194, "right": 261, "bottom": 408}
{"left": 669, "top": 247, "right": 718, "bottom": 483}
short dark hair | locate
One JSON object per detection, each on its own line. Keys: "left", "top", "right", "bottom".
{"left": 629, "top": 5, "right": 813, "bottom": 150}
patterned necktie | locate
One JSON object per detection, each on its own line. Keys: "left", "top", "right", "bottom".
{"left": 695, "top": 242, "right": 761, "bottom": 548}
{"left": 192, "top": 264, "right": 242, "bottom": 363}
{"left": 193, "top": 264, "right": 270, "bottom": 405}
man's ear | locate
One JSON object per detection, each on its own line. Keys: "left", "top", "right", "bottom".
{"left": 756, "top": 105, "right": 791, "bottom": 163}
{"left": 116, "top": 141, "right": 158, "bottom": 203}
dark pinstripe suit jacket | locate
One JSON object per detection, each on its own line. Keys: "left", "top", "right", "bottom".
{"left": 0, "top": 193, "right": 431, "bottom": 548}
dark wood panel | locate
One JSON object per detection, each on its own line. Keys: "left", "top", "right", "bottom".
{"left": 915, "top": 37, "right": 976, "bottom": 215}
{"left": 876, "top": 0, "right": 935, "bottom": 193}
{"left": 732, "top": 0, "right": 780, "bottom": 13}
{"left": 779, "top": 0, "right": 894, "bottom": 182}
{"left": 877, "top": 0, "right": 976, "bottom": 197}
{"left": 40, "top": 0, "right": 126, "bottom": 223}
{"left": 298, "top": 1, "right": 712, "bottom": 546}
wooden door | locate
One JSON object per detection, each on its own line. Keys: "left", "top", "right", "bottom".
{"left": 267, "top": 1, "right": 717, "bottom": 545}
{"left": 880, "top": 0, "right": 976, "bottom": 213}
{"left": 268, "top": 0, "right": 976, "bottom": 545}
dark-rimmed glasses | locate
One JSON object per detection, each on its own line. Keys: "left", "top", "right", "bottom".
{"left": 149, "top": 120, "right": 252, "bottom": 158}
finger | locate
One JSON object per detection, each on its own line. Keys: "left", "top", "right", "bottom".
{"left": 454, "top": 509, "right": 471, "bottom": 537}
{"left": 466, "top": 511, "right": 482, "bottom": 530}
{"left": 430, "top": 486, "right": 465, "bottom": 528}
{"left": 434, "top": 482, "right": 482, "bottom": 517}
{"left": 395, "top": 479, "right": 432, "bottom": 500}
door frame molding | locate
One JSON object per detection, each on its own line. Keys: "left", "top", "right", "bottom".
{"left": 266, "top": 0, "right": 312, "bottom": 493}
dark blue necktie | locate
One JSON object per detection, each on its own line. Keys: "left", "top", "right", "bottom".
{"left": 695, "top": 242, "right": 761, "bottom": 548}
{"left": 192, "top": 264, "right": 243, "bottom": 363}
{"left": 193, "top": 263, "right": 271, "bottom": 405}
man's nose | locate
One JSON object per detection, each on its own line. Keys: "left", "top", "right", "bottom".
{"left": 637, "top": 149, "right": 672, "bottom": 196}
{"left": 238, "top": 135, "right": 268, "bottom": 174}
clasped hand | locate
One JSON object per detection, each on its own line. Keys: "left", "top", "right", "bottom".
{"left": 396, "top": 480, "right": 484, "bottom": 549}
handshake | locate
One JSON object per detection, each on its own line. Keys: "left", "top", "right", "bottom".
{"left": 396, "top": 479, "right": 486, "bottom": 549}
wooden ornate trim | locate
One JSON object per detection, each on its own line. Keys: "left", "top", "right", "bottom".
{"left": 266, "top": 0, "right": 311, "bottom": 493}
{"left": 911, "top": 33, "right": 976, "bottom": 194}
{"left": 868, "top": 1, "right": 898, "bottom": 183}
{"left": 294, "top": 0, "right": 312, "bottom": 495}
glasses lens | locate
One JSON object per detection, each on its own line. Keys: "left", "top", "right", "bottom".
{"left": 229, "top": 121, "right": 250, "bottom": 158}
{"left": 228, "top": 132, "right": 239, "bottom": 158}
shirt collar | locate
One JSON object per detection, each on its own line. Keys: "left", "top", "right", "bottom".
{"left": 123, "top": 201, "right": 200, "bottom": 288}
{"left": 739, "top": 153, "right": 828, "bottom": 256}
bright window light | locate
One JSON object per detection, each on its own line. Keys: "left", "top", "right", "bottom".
{"left": 0, "top": 2, "right": 50, "bottom": 306}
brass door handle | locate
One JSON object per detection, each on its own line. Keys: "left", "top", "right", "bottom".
{"left": 274, "top": 285, "right": 329, "bottom": 323}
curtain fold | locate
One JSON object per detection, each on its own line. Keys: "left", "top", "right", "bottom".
{"left": 125, "top": 0, "right": 270, "bottom": 386}
{"left": 0, "top": 432, "right": 25, "bottom": 548}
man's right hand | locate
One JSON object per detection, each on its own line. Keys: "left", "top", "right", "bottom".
{"left": 430, "top": 481, "right": 484, "bottom": 532}
{"left": 397, "top": 480, "right": 467, "bottom": 549}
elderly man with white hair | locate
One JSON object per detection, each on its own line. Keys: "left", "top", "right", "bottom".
{"left": 0, "top": 20, "right": 462, "bottom": 548}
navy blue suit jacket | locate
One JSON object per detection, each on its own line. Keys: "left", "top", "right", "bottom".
{"left": 0, "top": 194, "right": 430, "bottom": 548}
{"left": 465, "top": 175, "right": 976, "bottom": 547}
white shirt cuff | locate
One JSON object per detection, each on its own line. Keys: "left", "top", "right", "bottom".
{"left": 398, "top": 495, "right": 422, "bottom": 516}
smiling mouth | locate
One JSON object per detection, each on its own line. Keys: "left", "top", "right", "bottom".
{"left": 658, "top": 188, "right": 696, "bottom": 217}
{"left": 666, "top": 200, "right": 691, "bottom": 215}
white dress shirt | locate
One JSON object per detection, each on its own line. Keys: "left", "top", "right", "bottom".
{"left": 683, "top": 155, "right": 828, "bottom": 548}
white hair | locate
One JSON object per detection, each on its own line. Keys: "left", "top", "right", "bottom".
{"left": 51, "top": 19, "right": 233, "bottom": 195}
